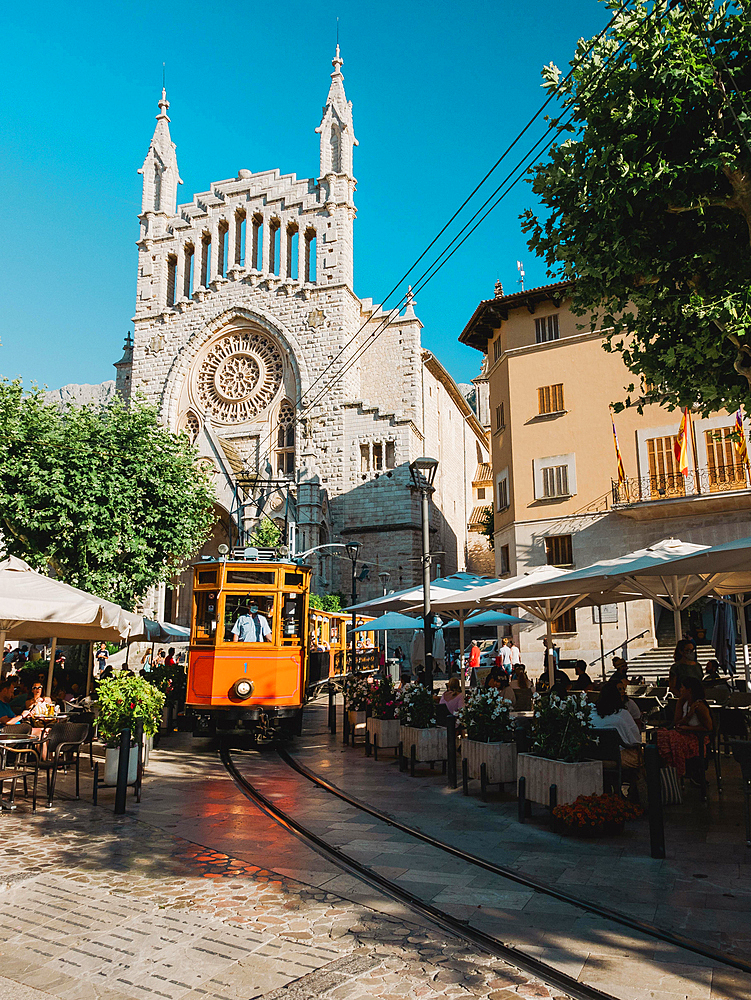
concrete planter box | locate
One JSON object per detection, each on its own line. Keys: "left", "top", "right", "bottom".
{"left": 347, "top": 710, "right": 367, "bottom": 729}
{"left": 367, "top": 717, "right": 400, "bottom": 749}
{"left": 517, "top": 753, "right": 602, "bottom": 806}
{"left": 103, "top": 745, "right": 138, "bottom": 786}
{"left": 462, "top": 740, "right": 517, "bottom": 784}
{"left": 400, "top": 725, "right": 447, "bottom": 763}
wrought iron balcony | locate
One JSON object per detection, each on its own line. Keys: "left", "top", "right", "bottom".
{"left": 612, "top": 465, "right": 750, "bottom": 507}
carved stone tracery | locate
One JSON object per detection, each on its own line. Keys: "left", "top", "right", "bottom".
{"left": 195, "top": 330, "right": 284, "bottom": 423}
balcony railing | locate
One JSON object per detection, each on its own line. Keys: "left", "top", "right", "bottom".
{"left": 612, "top": 465, "right": 750, "bottom": 506}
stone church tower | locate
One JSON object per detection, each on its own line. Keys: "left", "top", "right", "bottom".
{"left": 121, "top": 49, "right": 490, "bottom": 620}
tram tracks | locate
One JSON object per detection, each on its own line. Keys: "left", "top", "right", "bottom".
{"left": 219, "top": 745, "right": 614, "bottom": 1000}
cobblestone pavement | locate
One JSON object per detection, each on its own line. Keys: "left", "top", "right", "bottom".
{"left": 0, "top": 738, "right": 573, "bottom": 1000}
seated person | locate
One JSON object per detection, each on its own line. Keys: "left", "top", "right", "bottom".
{"left": 656, "top": 676, "right": 713, "bottom": 781}
{"left": 702, "top": 659, "right": 731, "bottom": 702}
{"left": 590, "top": 678, "right": 642, "bottom": 768}
{"left": 483, "top": 665, "right": 507, "bottom": 690}
{"left": 8, "top": 677, "right": 30, "bottom": 714}
{"left": 550, "top": 673, "right": 572, "bottom": 699}
{"left": 510, "top": 664, "right": 531, "bottom": 690}
{"left": 668, "top": 639, "right": 702, "bottom": 693}
{"left": 610, "top": 656, "right": 629, "bottom": 683}
{"left": 232, "top": 603, "right": 272, "bottom": 643}
{"left": 0, "top": 677, "right": 18, "bottom": 724}
{"left": 570, "top": 660, "right": 594, "bottom": 691}
{"left": 438, "top": 677, "right": 464, "bottom": 715}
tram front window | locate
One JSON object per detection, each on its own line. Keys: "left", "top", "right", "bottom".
{"left": 194, "top": 592, "right": 218, "bottom": 645}
{"left": 224, "top": 594, "right": 274, "bottom": 643}
{"left": 281, "top": 593, "right": 304, "bottom": 641}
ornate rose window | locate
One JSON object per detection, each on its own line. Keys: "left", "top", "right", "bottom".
{"left": 194, "top": 330, "right": 284, "bottom": 424}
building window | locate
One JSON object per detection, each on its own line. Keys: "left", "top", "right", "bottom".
{"left": 538, "top": 384, "right": 564, "bottom": 415}
{"left": 217, "top": 221, "right": 229, "bottom": 278}
{"left": 235, "top": 209, "right": 246, "bottom": 266}
{"left": 166, "top": 254, "right": 177, "bottom": 306}
{"left": 185, "top": 411, "right": 200, "bottom": 445}
{"left": 535, "top": 314, "right": 560, "bottom": 343}
{"left": 373, "top": 443, "right": 383, "bottom": 470}
{"left": 183, "top": 243, "right": 194, "bottom": 298}
{"left": 385, "top": 441, "right": 395, "bottom": 468}
{"left": 287, "top": 223, "right": 299, "bottom": 279}
{"left": 646, "top": 435, "right": 685, "bottom": 497}
{"left": 305, "top": 228, "right": 317, "bottom": 282}
{"left": 496, "top": 468, "right": 510, "bottom": 511}
{"left": 275, "top": 400, "right": 295, "bottom": 476}
{"left": 200, "top": 232, "right": 211, "bottom": 287}
{"left": 330, "top": 124, "right": 342, "bottom": 172}
{"left": 705, "top": 426, "right": 746, "bottom": 491}
{"left": 269, "top": 220, "right": 280, "bottom": 275}
{"left": 360, "top": 444, "right": 369, "bottom": 473}
{"left": 495, "top": 402, "right": 505, "bottom": 431}
{"left": 493, "top": 336, "right": 502, "bottom": 363}
{"left": 542, "top": 465, "right": 569, "bottom": 498}
{"left": 545, "top": 534, "right": 573, "bottom": 567}
{"left": 499, "top": 544, "right": 510, "bottom": 576}
{"left": 252, "top": 214, "right": 263, "bottom": 270}
{"left": 359, "top": 440, "right": 395, "bottom": 474}
{"left": 477, "top": 487, "right": 486, "bottom": 500}
{"left": 533, "top": 454, "right": 576, "bottom": 500}
{"left": 552, "top": 608, "right": 577, "bottom": 633}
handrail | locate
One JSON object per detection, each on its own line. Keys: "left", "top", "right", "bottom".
{"left": 589, "top": 629, "right": 650, "bottom": 667}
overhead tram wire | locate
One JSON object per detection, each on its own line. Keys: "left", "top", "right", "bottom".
{"left": 252, "top": 0, "right": 658, "bottom": 467}
{"left": 290, "top": 0, "right": 638, "bottom": 413}
{"left": 296, "top": 1, "right": 668, "bottom": 419}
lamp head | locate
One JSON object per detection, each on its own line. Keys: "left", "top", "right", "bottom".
{"left": 409, "top": 456, "right": 439, "bottom": 489}
{"left": 378, "top": 571, "right": 391, "bottom": 585}
{"left": 345, "top": 540, "right": 361, "bottom": 563}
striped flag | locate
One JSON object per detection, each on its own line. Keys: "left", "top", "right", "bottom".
{"left": 611, "top": 412, "right": 626, "bottom": 484}
{"left": 674, "top": 408, "right": 690, "bottom": 476}
{"left": 735, "top": 408, "right": 750, "bottom": 468}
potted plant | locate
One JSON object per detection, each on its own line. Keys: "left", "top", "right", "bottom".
{"left": 517, "top": 691, "right": 602, "bottom": 807}
{"left": 553, "top": 794, "right": 643, "bottom": 837}
{"left": 97, "top": 673, "right": 165, "bottom": 785}
{"left": 396, "top": 683, "right": 447, "bottom": 772}
{"left": 343, "top": 673, "right": 370, "bottom": 732}
{"left": 457, "top": 688, "right": 516, "bottom": 793}
{"left": 366, "top": 676, "right": 400, "bottom": 757}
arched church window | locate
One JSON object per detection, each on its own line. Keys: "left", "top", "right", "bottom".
{"left": 184, "top": 411, "right": 201, "bottom": 445}
{"left": 166, "top": 254, "right": 177, "bottom": 306}
{"left": 269, "top": 219, "right": 281, "bottom": 275}
{"left": 276, "top": 400, "right": 295, "bottom": 477}
{"left": 153, "top": 165, "right": 162, "bottom": 212}
{"left": 252, "top": 214, "right": 263, "bottom": 270}
{"left": 235, "top": 209, "right": 246, "bottom": 266}
{"left": 305, "top": 228, "right": 317, "bottom": 283}
{"left": 183, "top": 243, "right": 194, "bottom": 298}
{"left": 287, "top": 222, "right": 299, "bottom": 279}
{"left": 200, "top": 232, "right": 211, "bottom": 287}
{"left": 330, "top": 124, "right": 341, "bottom": 173}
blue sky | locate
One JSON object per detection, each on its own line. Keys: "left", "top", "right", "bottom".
{"left": 0, "top": 0, "right": 609, "bottom": 390}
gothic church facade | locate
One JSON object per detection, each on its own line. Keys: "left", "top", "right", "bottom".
{"left": 118, "top": 49, "right": 491, "bottom": 621}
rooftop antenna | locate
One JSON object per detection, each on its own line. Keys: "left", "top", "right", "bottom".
{"left": 336, "top": 17, "right": 339, "bottom": 46}
{"left": 162, "top": 62, "right": 166, "bottom": 89}
{"left": 517, "top": 260, "right": 525, "bottom": 291}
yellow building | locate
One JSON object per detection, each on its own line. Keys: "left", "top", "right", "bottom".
{"left": 460, "top": 282, "right": 751, "bottom": 667}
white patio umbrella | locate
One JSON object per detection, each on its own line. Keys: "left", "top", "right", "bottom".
{"left": 0, "top": 557, "right": 144, "bottom": 695}
{"left": 487, "top": 539, "right": 717, "bottom": 684}
{"left": 342, "top": 572, "right": 498, "bottom": 617}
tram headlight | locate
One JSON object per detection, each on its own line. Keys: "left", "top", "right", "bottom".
{"left": 232, "top": 678, "right": 254, "bottom": 699}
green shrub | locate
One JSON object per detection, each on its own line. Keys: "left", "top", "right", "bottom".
{"left": 97, "top": 673, "right": 165, "bottom": 746}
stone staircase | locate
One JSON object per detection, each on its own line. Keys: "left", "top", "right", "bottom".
{"left": 626, "top": 643, "right": 748, "bottom": 682}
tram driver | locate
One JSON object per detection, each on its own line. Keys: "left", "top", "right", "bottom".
{"left": 232, "top": 603, "right": 273, "bottom": 643}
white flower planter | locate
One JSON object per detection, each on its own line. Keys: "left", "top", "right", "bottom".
{"left": 367, "top": 717, "right": 401, "bottom": 755}
{"left": 103, "top": 745, "right": 139, "bottom": 786}
{"left": 400, "top": 725, "right": 447, "bottom": 763}
{"left": 462, "top": 740, "right": 517, "bottom": 784}
{"left": 517, "top": 753, "right": 602, "bottom": 807}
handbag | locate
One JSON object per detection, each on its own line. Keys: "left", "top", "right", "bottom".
{"left": 660, "top": 765, "right": 683, "bottom": 805}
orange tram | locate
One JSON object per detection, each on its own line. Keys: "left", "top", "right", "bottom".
{"left": 186, "top": 557, "right": 349, "bottom": 739}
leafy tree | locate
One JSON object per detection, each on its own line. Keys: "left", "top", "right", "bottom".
{"left": 0, "top": 380, "right": 216, "bottom": 608}
{"left": 309, "top": 592, "right": 344, "bottom": 612}
{"left": 522, "top": 0, "right": 751, "bottom": 414}
{"left": 247, "top": 516, "right": 282, "bottom": 549}
{"left": 479, "top": 506, "right": 495, "bottom": 550}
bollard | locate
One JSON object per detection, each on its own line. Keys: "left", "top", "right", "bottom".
{"left": 93, "top": 762, "right": 99, "bottom": 805}
{"left": 134, "top": 720, "right": 144, "bottom": 804}
{"left": 644, "top": 744, "right": 666, "bottom": 859}
{"left": 480, "top": 762, "right": 488, "bottom": 802}
{"left": 446, "top": 716, "right": 457, "bottom": 789}
{"left": 114, "top": 728, "right": 131, "bottom": 815}
{"left": 518, "top": 775, "right": 526, "bottom": 823}
{"left": 342, "top": 703, "right": 350, "bottom": 746}
{"left": 549, "top": 783, "right": 557, "bottom": 830}
{"left": 328, "top": 682, "right": 336, "bottom": 735}
{"left": 462, "top": 756, "right": 469, "bottom": 796}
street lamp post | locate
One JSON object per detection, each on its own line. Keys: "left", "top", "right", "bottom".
{"left": 345, "top": 541, "right": 361, "bottom": 674}
{"left": 378, "top": 571, "right": 391, "bottom": 671}
{"left": 409, "top": 457, "right": 439, "bottom": 692}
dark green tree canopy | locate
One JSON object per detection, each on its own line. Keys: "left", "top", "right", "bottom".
{"left": 522, "top": 0, "right": 751, "bottom": 414}
{"left": 0, "top": 380, "right": 216, "bottom": 608}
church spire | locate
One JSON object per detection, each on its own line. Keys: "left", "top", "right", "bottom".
{"left": 316, "top": 45, "right": 357, "bottom": 178}
{"left": 138, "top": 88, "right": 182, "bottom": 216}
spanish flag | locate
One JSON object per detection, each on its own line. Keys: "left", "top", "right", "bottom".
{"left": 674, "top": 408, "right": 691, "bottom": 476}
{"left": 611, "top": 412, "right": 626, "bottom": 484}
{"left": 735, "top": 408, "right": 750, "bottom": 468}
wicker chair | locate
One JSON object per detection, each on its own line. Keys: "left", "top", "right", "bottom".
{"left": 36, "top": 723, "right": 89, "bottom": 807}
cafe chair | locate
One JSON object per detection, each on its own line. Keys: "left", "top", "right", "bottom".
{"left": 37, "top": 723, "right": 89, "bottom": 808}
{"left": 586, "top": 730, "right": 623, "bottom": 795}
{"left": 730, "top": 741, "right": 751, "bottom": 847}
{"left": 68, "top": 711, "right": 96, "bottom": 768}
